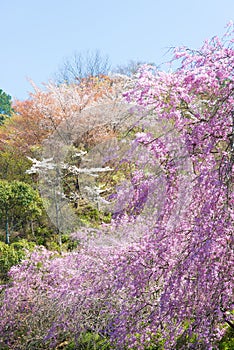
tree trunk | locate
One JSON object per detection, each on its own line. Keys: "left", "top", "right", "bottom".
{"left": 5, "top": 210, "right": 9, "bottom": 244}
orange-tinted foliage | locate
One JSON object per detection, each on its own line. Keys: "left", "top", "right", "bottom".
{"left": 0, "top": 75, "right": 129, "bottom": 154}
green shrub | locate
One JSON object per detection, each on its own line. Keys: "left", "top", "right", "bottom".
{"left": 0, "top": 239, "right": 35, "bottom": 282}
{"left": 63, "top": 332, "right": 110, "bottom": 350}
{"left": 218, "top": 326, "right": 234, "bottom": 350}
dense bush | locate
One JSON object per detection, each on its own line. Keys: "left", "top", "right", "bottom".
{"left": 0, "top": 239, "right": 35, "bottom": 282}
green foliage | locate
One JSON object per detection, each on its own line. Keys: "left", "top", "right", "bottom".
{"left": 75, "top": 199, "right": 111, "bottom": 227}
{"left": 64, "top": 332, "right": 110, "bottom": 350}
{"left": 60, "top": 233, "right": 79, "bottom": 251}
{"left": 0, "top": 149, "right": 32, "bottom": 182}
{"left": 0, "top": 180, "right": 42, "bottom": 214}
{"left": 218, "top": 327, "right": 234, "bottom": 350}
{"left": 0, "top": 239, "right": 35, "bottom": 282}
{"left": 0, "top": 89, "right": 13, "bottom": 125}
{"left": 30, "top": 227, "right": 79, "bottom": 252}
{"left": 30, "top": 226, "right": 54, "bottom": 246}
{"left": 173, "top": 325, "right": 234, "bottom": 350}
{"left": 0, "top": 180, "right": 44, "bottom": 243}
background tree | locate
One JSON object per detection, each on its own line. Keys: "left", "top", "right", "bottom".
{"left": 0, "top": 180, "right": 43, "bottom": 244}
{"left": 0, "top": 74, "right": 126, "bottom": 155}
{"left": 55, "top": 50, "right": 111, "bottom": 84}
{"left": 113, "top": 59, "right": 148, "bottom": 76}
{"left": 0, "top": 147, "right": 32, "bottom": 182}
{"left": 0, "top": 88, "right": 13, "bottom": 125}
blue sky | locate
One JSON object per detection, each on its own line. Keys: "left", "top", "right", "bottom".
{"left": 1, "top": 0, "right": 234, "bottom": 100}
